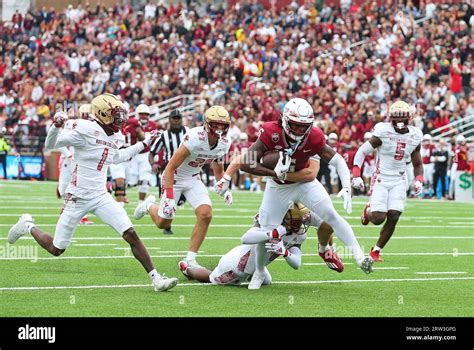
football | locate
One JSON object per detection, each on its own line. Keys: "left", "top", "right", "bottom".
{"left": 260, "top": 150, "right": 282, "bottom": 169}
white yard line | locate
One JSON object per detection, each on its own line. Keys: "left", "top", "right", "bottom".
{"left": 0, "top": 277, "right": 473, "bottom": 291}
{"left": 1, "top": 236, "right": 473, "bottom": 241}
{"left": 414, "top": 271, "right": 467, "bottom": 275}
{"left": 0, "top": 252, "right": 473, "bottom": 261}
{"left": 372, "top": 267, "right": 410, "bottom": 270}
{"left": 74, "top": 244, "right": 117, "bottom": 247}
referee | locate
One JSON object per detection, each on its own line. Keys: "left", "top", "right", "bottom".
{"left": 149, "top": 109, "right": 188, "bottom": 234}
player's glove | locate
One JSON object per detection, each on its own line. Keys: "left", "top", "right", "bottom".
{"left": 351, "top": 166, "right": 365, "bottom": 191}
{"left": 337, "top": 187, "right": 352, "bottom": 214}
{"left": 223, "top": 190, "right": 233, "bottom": 206}
{"left": 158, "top": 187, "right": 176, "bottom": 219}
{"left": 142, "top": 130, "right": 159, "bottom": 148}
{"left": 265, "top": 239, "right": 288, "bottom": 257}
{"left": 274, "top": 151, "right": 291, "bottom": 181}
{"left": 351, "top": 177, "right": 365, "bottom": 191}
{"left": 413, "top": 175, "right": 424, "bottom": 197}
{"left": 53, "top": 111, "right": 68, "bottom": 128}
{"left": 214, "top": 174, "right": 232, "bottom": 197}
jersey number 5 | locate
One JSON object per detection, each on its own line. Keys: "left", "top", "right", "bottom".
{"left": 394, "top": 142, "right": 406, "bottom": 161}
{"left": 97, "top": 148, "right": 109, "bottom": 171}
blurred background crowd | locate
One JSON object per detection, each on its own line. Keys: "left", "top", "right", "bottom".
{"left": 0, "top": 0, "right": 472, "bottom": 198}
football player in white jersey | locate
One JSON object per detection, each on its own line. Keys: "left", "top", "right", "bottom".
{"left": 134, "top": 105, "right": 233, "bottom": 268}
{"left": 8, "top": 93, "right": 178, "bottom": 292}
{"left": 178, "top": 203, "right": 337, "bottom": 285}
{"left": 351, "top": 101, "right": 424, "bottom": 262}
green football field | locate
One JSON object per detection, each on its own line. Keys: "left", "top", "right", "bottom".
{"left": 0, "top": 180, "right": 473, "bottom": 317}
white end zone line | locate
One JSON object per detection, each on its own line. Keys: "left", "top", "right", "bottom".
{"left": 0, "top": 277, "right": 473, "bottom": 291}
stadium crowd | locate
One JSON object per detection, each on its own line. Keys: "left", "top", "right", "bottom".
{"left": 0, "top": 0, "right": 472, "bottom": 196}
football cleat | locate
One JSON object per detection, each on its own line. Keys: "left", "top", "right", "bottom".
{"left": 178, "top": 260, "right": 192, "bottom": 280}
{"left": 359, "top": 256, "right": 374, "bottom": 274}
{"left": 8, "top": 214, "right": 34, "bottom": 244}
{"left": 163, "top": 227, "right": 173, "bottom": 235}
{"left": 370, "top": 247, "right": 384, "bottom": 262}
{"left": 79, "top": 217, "right": 93, "bottom": 225}
{"left": 152, "top": 275, "right": 178, "bottom": 292}
{"left": 319, "top": 245, "right": 344, "bottom": 273}
{"left": 248, "top": 270, "right": 266, "bottom": 290}
{"left": 361, "top": 203, "right": 370, "bottom": 225}
{"left": 134, "top": 195, "right": 156, "bottom": 220}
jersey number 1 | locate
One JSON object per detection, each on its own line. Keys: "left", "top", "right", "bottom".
{"left": 394, "top": 142, "right": 406, "bottom": 161}
{"left": 97, "top": 148, "right": 109, "bottom": 171}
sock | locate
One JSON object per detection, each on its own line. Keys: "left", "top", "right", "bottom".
{"left": 146, "top": 201, "right": 154, "bottom": 212}
{"left": 373, "top": 245, "right": 382, "bottom": 252}
{"left": 26, "top": 222, "right": 35, "bottom": 234}
{"left": 186, "top": 251, "right": 197, "bottom": 262}
{"left": 148, "top": 269, "right": 159, "bottom": 280}
{"left": 254, "top": 242, "right": 267, "bottom": 274}
{"left": 319, "top": 244, "right": 329, "bottom": 253}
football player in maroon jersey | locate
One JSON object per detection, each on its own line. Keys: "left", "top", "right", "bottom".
{"left": 215, "top": 98, "right": 373, "bottom": 289}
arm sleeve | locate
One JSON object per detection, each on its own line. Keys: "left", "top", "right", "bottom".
{"left": 328, "top": 152, "right": 351, "bottom": 189}
{"left": 240, "top": 227, "right": 273, "bottom": 244}
{"left": 353, "top": 141, "right": 375, "bottom": 169}
{"left": 112, "top": 142, "right": 145, "bottom": 164}
{"left": 58, "top": 147, "right": 72, "bottom": 158}
{"left": 285, "top": 246, "right": 302, "bottom": 270}
{"left": 45, "top": 125, "right": 85, "bottom": 150}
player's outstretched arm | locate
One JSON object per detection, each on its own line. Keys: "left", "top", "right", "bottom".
{"left": 241, "top": 225, "right": 286, "bottom": 244}
{"left": 319, "top": 144, "right": 353, "bottom": 213}
{"left": 113, "top": 132, "right": 157, "bottom": 164}
{"left": 286, "top": 159, "right": 320, "bottom": 183}
{"left": 240, "top": 139, "right": 277, "bottom": 177}
{"left": 351, "top": 136, "right": 381, "bottom": 191}
{"left": 411, "top": 144, "right": 424, "bottom": 196}
{"left": 45, "top": 123, "right": 85, "bottom": 150}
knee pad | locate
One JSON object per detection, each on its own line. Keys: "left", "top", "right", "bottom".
{"left": 138, "top": 180, "right": 149, "bottom": 194}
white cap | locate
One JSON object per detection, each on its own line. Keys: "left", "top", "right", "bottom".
{"left": 328, "top": 132, "right": 338, "bottom": 140}
{"left": 239, "top": 133, "right": 248, "bottom": 141}
{"left": 423, "top": 134, "right": 432, "bottom": 141}
{"left": 136, "top": 104, "right": 150, "bottom": 115}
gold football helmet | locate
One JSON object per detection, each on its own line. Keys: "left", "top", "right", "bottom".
{"left": 203, "top": 105, "right": 230, "bottom": 139}
{"left": 90, "top": 94, "right": 127, "bottom": 132}
{"left": 283, "top": 202, "right": 310, "bottom": 234}
{"left": 389, "top": 100, "right": 411, "bottom": 130}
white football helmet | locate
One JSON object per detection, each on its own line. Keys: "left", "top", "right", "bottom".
{"left": 456, "top": 134, "right": 466, "bottom": 145}
{"left": 281, "top": 98, "right": 314, "bottom": 141}
{"left": 422, "top": 134, "right": 432, "bottom": 143}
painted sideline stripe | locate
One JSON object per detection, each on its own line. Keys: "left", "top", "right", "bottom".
{"left": 0, "top": 252, "right": 473, "bottom": 261}
{"left": 414, "top": 271, "right": 467, "bottom": 275}
{"left": 0, "top": 277, "right": 473, "bottom": 291}
{"left": 0, "top": 223, "right": 473, "bottom": 229}
{"left": 1, "top": 236, "right": 473, "bottom": 241}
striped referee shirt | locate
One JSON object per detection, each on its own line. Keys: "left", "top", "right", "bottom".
{"left": 150, "top": 126, "right": 189, "bottom": 164}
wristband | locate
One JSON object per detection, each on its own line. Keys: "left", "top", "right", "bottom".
{"left": 352, "top": 166, "right": 361, "bottom": 178}
{"left": 163, "top": 187, "right": 174, "bottom": 199}
{"left": 223, "top": 174, "right": 232, "bottom": 181}
{"left": 415, "top": 175, "right": 424, "bottom": 183}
